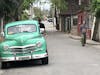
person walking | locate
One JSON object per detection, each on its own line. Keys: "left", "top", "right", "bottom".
{"left": 38, "top": 19, "right": 45, "bottom": 29}
{"left": 38, "top": 18, "right": 46, "bottom": 36}
{"left": 80, "top": 21, "right": 87, "bottom": 46}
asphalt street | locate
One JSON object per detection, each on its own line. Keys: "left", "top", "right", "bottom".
{"left": 1, "top": 21, "right": 100, "bottom": 75}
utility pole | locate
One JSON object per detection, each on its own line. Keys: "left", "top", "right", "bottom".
{"left": 0, "top": 16, "right": 4, "bottom": 36}
{"left": 79, "top": 0, "right": 81, "bottom": 5}
{"left": 1, "top": 18, "right": 3, "bottom": 32}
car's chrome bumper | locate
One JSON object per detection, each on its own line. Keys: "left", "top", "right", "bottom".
{"left": 0, "top": 53, "right": 48, "bottom": 62}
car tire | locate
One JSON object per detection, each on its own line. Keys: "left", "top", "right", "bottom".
{"left": 41, "top": 57, "right": 48, "bottom": 65}
{"left": 0, "top": 62, "right": 8, "bottom": 69}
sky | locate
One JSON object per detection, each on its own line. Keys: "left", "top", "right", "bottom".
{"left": 33, "top": 0, "right": 51, "bottom": 10}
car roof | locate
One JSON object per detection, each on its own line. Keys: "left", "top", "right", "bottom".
{"left": 5, "top": 20, "right": 39, "bottom": 28}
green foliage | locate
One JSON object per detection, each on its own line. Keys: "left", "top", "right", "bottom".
{"left": 97, "top": 0, "right": 100, "bottom": 2}
{"left": 91, "top": 0, "right": 100, "bottom": 18}
{"left": 95, "top": 8, "right": 100, "bottom": 18}
{"left": 23, "top": 0, "right": 35, "bottom": 10}
{"left": 0, "top": 0, "right": 36, "bottom": 23}
{"left": 33, "top": 7, "right": 43, "bottom": 19}
{"left": 0, "top": 0, "right": 17, "bottom": 17}
{"left": 21, "top": 12, "right": 29, "bottom": 20}
{"left": 50, "top": 0, "right": 67, "bottom": 11}
{"left": 91, "top": 0, "right": 97, "bottom": 11}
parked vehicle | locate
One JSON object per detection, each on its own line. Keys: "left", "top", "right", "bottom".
{"left": 0, "top": 20, "right": 48, "bottom": 69}
{"left": 48, "top": 18, "right": 53, "bottom": 22}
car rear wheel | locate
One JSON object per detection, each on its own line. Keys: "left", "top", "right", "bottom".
{"left": 41, "top": 57, "right": 48, "bottom": 65}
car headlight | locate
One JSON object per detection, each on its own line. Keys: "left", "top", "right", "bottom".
{"left": 36, "top": 42, "right": 42, "bottom": 48}
{"left": 3, "top": 45, "right": 9, "bottom": 50}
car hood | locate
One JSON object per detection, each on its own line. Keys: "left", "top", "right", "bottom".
{"left": 4, "top": 34, "right": 42, "bottom": 46}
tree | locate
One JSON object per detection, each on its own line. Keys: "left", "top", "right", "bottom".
{"left": 0, "top": 0, "right": 36, "bottom": 22}
{"left": 33, "top": 7, "right": 43, "bottom": 19}
{"left": 50, "top": 0, "right": 67, "bottom": 30}
{"left": 91, "top": 0, "right": 100, "bottom": 41}
{"left": 50, "top": 0, "right": 67, "bottom": 11}
{"left": 91, "top": 0, "right": 100, "bottom": 18}
{"left": 0, "top": 0, "right": 19, "bottom": 32}
{"left": 0, "top": 0, "right": 36, "bottom": 32}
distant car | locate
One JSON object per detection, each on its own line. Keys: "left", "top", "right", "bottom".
{"left": 48, "top": 18, "right": 53, "bottom": 22}
{"left": 0, "top": 20, "right": 48, "bottom": 69}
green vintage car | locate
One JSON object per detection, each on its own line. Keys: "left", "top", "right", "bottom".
{"left": 0, "top": 20, "right": 48, "bottom": 68}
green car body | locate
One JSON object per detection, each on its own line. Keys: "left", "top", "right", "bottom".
{"left": 0, "top": 20, "right": 48, "bottom": 68}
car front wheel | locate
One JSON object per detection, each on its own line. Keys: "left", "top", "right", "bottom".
{"left": 0, "top": 62, "right": 8, "bottom": 69}
{"left": 41, "top": 57, "right": 48, "bottom": 65}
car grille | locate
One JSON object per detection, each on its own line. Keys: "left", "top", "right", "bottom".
{"left": 10, "top": 46, "right": 35, "bottom": 53}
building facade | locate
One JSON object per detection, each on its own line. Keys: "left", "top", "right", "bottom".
{"left": 59, "top": 0, "right": 80, "bottom": 34}
{"left": 58, "top": 0, "right": 91, "bottom": 38}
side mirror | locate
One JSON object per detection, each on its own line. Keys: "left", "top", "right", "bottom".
{"left": 40, "top": 28, "right": 45, "bottom": 34}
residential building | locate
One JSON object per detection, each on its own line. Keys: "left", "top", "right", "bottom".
{"left": 58, "top": 0, "right": 91, "bottom": 38}
{"left": 59, "top": 0, "right": 80, "bottom": 34}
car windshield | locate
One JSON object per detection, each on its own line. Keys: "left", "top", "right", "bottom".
{"left": 7, "top": 24, "right": 36, "bottom": 35}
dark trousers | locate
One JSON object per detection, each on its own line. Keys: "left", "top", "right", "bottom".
{"left": 82, "top": 33, "right": 86, "bottom": 44}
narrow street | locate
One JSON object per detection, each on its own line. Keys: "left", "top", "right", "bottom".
{"left": 1, "top": 21, "right": 100, "bottom": 75}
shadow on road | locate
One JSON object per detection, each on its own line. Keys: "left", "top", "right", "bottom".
{"left": 2, "top": 60, "right": 47, "bottom": 70}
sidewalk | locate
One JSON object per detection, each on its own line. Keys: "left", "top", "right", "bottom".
{"left": 68, "top": 34, "right": 100, "bottom": 49}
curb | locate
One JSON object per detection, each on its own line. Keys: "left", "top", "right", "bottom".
{"left": 68, "top": 34, "right": 81, "bottom": 40}
{"left": 68, "top": 34, "right": 100, "bottom": 45}
{"left": 86, "top": 40, "right": 100, "bottom": 45}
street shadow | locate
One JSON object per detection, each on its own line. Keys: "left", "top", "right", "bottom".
{"left": 2, "top": 59, "right": 48, "bottom": 70}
